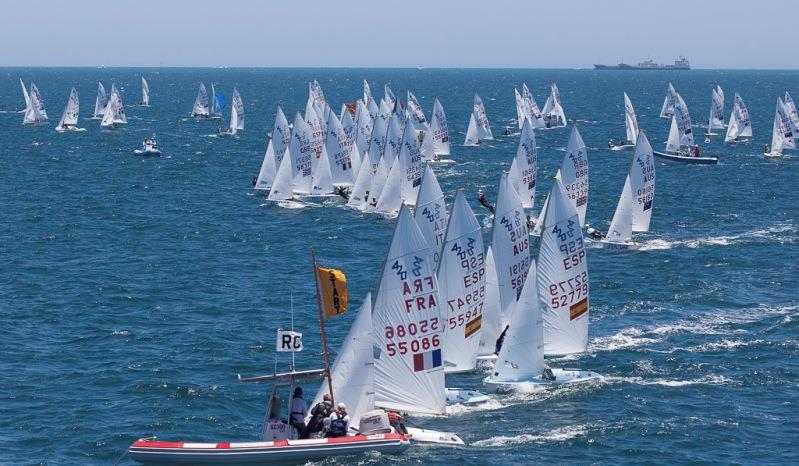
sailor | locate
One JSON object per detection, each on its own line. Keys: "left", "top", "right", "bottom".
{"left": 251, "top": 176, "right": 258, "bottom": 187}
{"left": 495, "top": 325, "right": 510, "bottom": 354}
{"left": 289, "top": 387, "right": 308, "bottom": 438}
{"left": 475, "top": 138, "right": 482, "bottom": 145}
{"left": 526, "top": 215, "right": 536, "bottom": 230}
{"left": 693, "top": 145, "right": 701, "bottom": 157}
{"left": 608, "top": 139, "right": 614, "bottom": 149}
{"left": 586, "top": 226, "right": 605, "bottom": 240}
{"left": 325, "top": 403, "right": 350, "bottom": 438}
{"left": 542, "top": 367, "right": 556, "bottom": 381}
{"left": 334, "top": 186, "right": 349, "bottom": 200}
{"left": 503, "top": 126, "right": 512, "bottom": 136}
{"left": 387, "top": 411, "right": 408, "bottom": 435}
{"left": 304, "top": 394, "right": 333, "bottom": 439}
{"left": 477, "top": 189, "right": 494, "bottom": 214}
{"left": 764, "top": 144, "right": 770, "bottom": 154}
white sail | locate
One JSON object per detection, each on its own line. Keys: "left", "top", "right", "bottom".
{"left": 672, "top": 94, "right": 693, "bottom": 147}
{"left": 406, "top": 91, "right": 428, "bottom": 132}
{"left": 92, "top": 82, "right": 107, "bottom": 118}
{"left": 429, "top": 99, "right": 451, "bottom": 156}
{"left": 734, "top": 93, "right": 752, "bottom": 138}
{"left": 309, "top": 79, "right": 326, "bottom": 107}
{"left": 770, "top": 98, "right": 796, "bottom": 156}
{"left": 373, "top": 205, "right": 446, "bottom": 416}
{"left": 659, "top": 83, "right": 677, "bottom": 118}
{"left": 311, "top": 294, "right": 374, "bottom": 429}
{"left": 384, "top": 115, "right": 403, "bottom": 167}
{"left": 112, "top": 85, "right": 127, "bottom": 124}
{"left": 191, "top": 83, "right": 210, "bottom": 117}
{"left": 464, "top": 114, "right": 480, "bottom": 146}
{"left": 255, "top": 107, "right": 292, "bottom": 191}
{"left": 784, "top": 92, "right": 799, "bottom": 138}
{"left": 367, "top": 97, "right": 380, "bottom": 121}
{"left": 272, "top": 106, "right": 291, "bottom": 157}
{"left": 20, "top": 78, "right": 31, "bottom": 113}
{"left": 508, "top": 119, "right": 537, "bottom": 209}
{"left": 363, "top": 80, "right": 372, "bottom": 104}
{"left": 347, "top": 157, "right": 373, "bottom": 210}
{"left": 140, "top": 76, "right": 150, "bottom": 106}
{"left": 57, "top": 87, "right": 80, "bottom": 128}
{"left": 289, "top": 113, "right": 314, "bottom": 195}
{"left": 255, "top": 141, "right": 277, "bottom": 191}
{"left": 355, "top": 100, "right": 374, "bottom": 154}
{"left": 539, "top": 179, "right": 589, "bottom": 356}
{"left": 363, "top": 157, "right": 388, "bottom": 212}
{"left": 607, "top": 133, "right": 656, "bottom": 241}
{"left": 229, "top": 88, "right": 244, "bottom": 132}
{"left": 267, "top": 147, "right": 295, "bottom": 201}
{"left": 210, "top": 83, "right": 223, "bottom": 119}
{"left": 383, "top": 84, "right": 397, "bottom": 112}
{"left": 623, "top": 92, "right": 639, "bottom": 145}
{"left": 324, "top": 110, "right": 355, "bottom": 187}
{"left": 666, "top": 116, "right": 681, "bottom": 152}
{"left": 491, "top": 258, "right": 545, "bottom": 381}
{"left": 531, "top": 193, "right": 548, "bottom": 237}
{"left": 477, "top": 246, "right": 501, "bottom": 357}
{"left": 366, "top": 110, "right": 389, "bottom": 172}
{"left": 491, "top": 173, "right": 531, "bottom": 329}
{"left": 398, "top": 122, "right": 424, "bottom": 206}
{"left": 414, "top": 165, "right": 448, "bottom": 270}
{"left": 542, "top": 83, "right": 566, "bottom": 128}
{"left": 311, "top": 147, "right": 335, "bottom": 195}
{"left": 558, "top": 126, "right": 589, "bottom": 227}
{"left": 438, "top": 190, "right": 485, "bottom": 372}
{"left": 24, "top": 84, "right": 48, "bottom": 124}
{"left": 514, "top": 88, "right": 527, "bottom": 129}
{"left": 101, "top": 88, "right": 126, "bottom": 127}
{"left": 374, "top": 155, "right": 402, "bottom": 217}
{"left": 708, "top": 88, "right": 725, "bottom": 131}
{"left": 472, "top": 94, "right": 493, "bottom": 140}
{"left": 341, "top": 106, "right": 356, "bottom": 145}
{"left": 606, "top": 177, "right": 633, "bottom": 243}
{"left": 522, "top": 83, "right": 545, "bottom": 129}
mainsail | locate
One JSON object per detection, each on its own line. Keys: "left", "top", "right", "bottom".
{"left": 473, "top": 94, "right": 493, "bottom": 140}
{"left": 355, "top": 100, "right": 374, "bottom": 154}
{"left": 539, "top": 179, "right": 589, "bottom": 356}
{"left": 558, "top": 126, "right": 589, "bottom": 227}
{"left": 325, "top": 110, "right": 356, "bottom": 187}
{"left": 429, "top": 99, "right": 451, "bottom": 156}
{"left": 784, "top": 92, "right": 799, "bottom": 138}
{"left": 769, "top": 98, "right": 796, "bottom": 156}
{"left": 191, "top": 83, "right": 210, "bottom": 117}
{"left": 267, "top": 147, "right": 295, "bottom": 202}
{"left": 57, "top": 88, "right": 80, "bottom": 129}
{"left": 607, "top": 133, "right": 656, "bottom": 242}
{"left": 289, "top": 113, "right": 314, "bottom": 195}
{"left": 229, "top": 88, "right": 245, "bottom": 132}
{"left": 210, "top": 83, "right": 225, "bottom": 119}
{"left": 623, "top": 92, "right": 639, "bottom": 145}
{"left": 659, "top": 83, "right": 677, "bottom": 118}
{"left": 414, "top": 165, "right": 448, "bottom": 270}
{"left": 373, "top": 206, "right": 446, "bottom": 415}
{"left": 140, "top": 77, "right": 150, "bottom": 106}
{"left": 24, "top": 83, "right": 48, "bottom": 124}
{"left": 522, "top": 83, "right": 545, "bottom": 129}
{"left": 92, "top": 82, "right": 107, "bottom": 119}
{"left": 438, "top": 190, "right": 485, "bottom": 373}
{"left": 363, "top": 80, "right": 372, "bottom": 104}
{"left": 725, "top": 93, "right": 752, "bottom": 142}
{"left": 508, "top": 118, "right": 538, "bottom": 209}
{"left": 673, "top": 94, "right": 694, "bottom": 147}
{"left": 398, "top": 122, "right": 424, "bottom": 206}
{"left": 542, "top": 83, "right": 566, "bottom": 128}
{"left": 707, "top": 88, "right": 725, "bottom": 133}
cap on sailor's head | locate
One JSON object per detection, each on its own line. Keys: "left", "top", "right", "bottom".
{"left": 337, "top": 402, "right": 347, "bottom": 410}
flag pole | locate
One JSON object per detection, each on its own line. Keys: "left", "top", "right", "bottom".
{"left": 311, "top": 249, "right": 335, "bottom": 405}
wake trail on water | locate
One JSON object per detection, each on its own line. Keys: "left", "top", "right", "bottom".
{"left": 472, "top": 421, "right": 619, "bottom": 447}
{"left": 631, "top": 223, "right": 797, "bottom": 251}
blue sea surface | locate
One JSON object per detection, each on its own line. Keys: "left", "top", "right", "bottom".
{"left": 1, "top": 68, "right": 797, "bottom": 465}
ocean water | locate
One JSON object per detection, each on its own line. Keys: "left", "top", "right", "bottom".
{"left": 1, "top": 68, "right": 797, "bottom": 465}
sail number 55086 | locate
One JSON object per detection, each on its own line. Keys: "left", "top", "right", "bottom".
{"left": 385, "top": 335, "right": 440, "bottom": 356}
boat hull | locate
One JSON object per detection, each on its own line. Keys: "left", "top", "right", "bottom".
{"left": 609, "top": 144, "right": 634, "bottom": 151}
{"left": 445, "top": 387, "right": 491, "bottom": 405}
{"left": 653, "top": 151, "right": 718, "bottom": 165}
{"left": 598, "top": 239, "right": 642, "bottom": 250}
{"left": 405, "top": 427, "right": 464, "bottom": 446}
{"left": 133, "top": 149, "right": 162, "bottom": 156}
{"left": 483, "top": 368, "right": 604, "bottom": 393}
{"left": 129, "top": 434, "right": 410, "bottom": 465}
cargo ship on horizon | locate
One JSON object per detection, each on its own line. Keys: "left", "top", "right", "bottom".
{"left": 594, "top": 57, "right": 690, "bottom": 70}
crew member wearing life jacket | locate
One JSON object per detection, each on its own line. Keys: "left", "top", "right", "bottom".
{"left": 495, "top": 325, "right": 510, "bottom": 354}
{"left": 334, "top": 186, "right": 349, "bottom": 200}
{"left": 289, "top": 387, "right": 308, "bottom": 438}
{"left": 325, "top": 403, "right": 350, "bottom": 438}
{"left": 477, "top": 189, "right": 494, "bottom": 214}
{"left": 304, "top": 394, "right": 333, "bottom": 438}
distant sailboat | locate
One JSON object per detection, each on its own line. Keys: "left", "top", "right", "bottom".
{"left": 219, "top": 88, "right": 244, "bottom": 135}
{"left": 428, "top": 99, "right": 452, "bottom": 162}
{"left": 464, "top": 94, "right": 493, "bottom": 146}
{"left": 413, "top": 165, "right": 447, "bottom": 270}
{"left": 139, "top": 77, "right": 150, "bottom": 106}
{"left": 541, "top": 83, "right": 566, "bottom": 129}
{"left": 725, "top": 93, "right": 753, "bottom": 143}
{"left": 23, "top": 83, "right": 48, "bottom": 125}
{"left": 659, "top": 83, "right": 677, "bottom": 119}
{"left": 267, "top": 148, "right": 306, "bottom": 209}
{"left": 92, "top": 82, "right": 108, "bottom": 119}
{"left": 599, "top": 133, "right": 656, "bottom": 249}
{"left": 19, "top": 78, "right": 31, "bottom": 114}
{"left": 55, "top": 88, "right": 85, "bottom": 132}
{"left": 654, "top": 95, "right": 718, "bottom": 164}
{"left": 765, "top": 98, "right": 795, "bottom": 158}
{"left": 508, "top": 118, "right": 538, "bottom": 209}
{"left": 325, "top": 110, "right": 357, "bottom": 188}
{"left": 100, "top": 85, "right": 127, "bottom": 129}
{"left": 522, "top": 83, "right": 545, "bottom": 129}
{"left": 191, "top": 83, "right": 210, "bottom": 118}
{"left": 558, "top": 126, "right": 589, "bottom": 227}
{"left": 705, "top": 87, "right": 725, "bottom": 135}
{"left": 254, "top": 107, "right": 292, "bottom": 194}
{"left": 783, "top": 92, "right": 799, "bottom": 140}
{"left": 210, "top": 83, "right": 225, "bottom": 119}
{"left": 610, "top": 93, "right": 639, "bottom": 150}
{"left": 363, "top": 80, "right": 372, "bottom": 104}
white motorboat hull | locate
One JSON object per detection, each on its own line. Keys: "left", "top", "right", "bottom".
{"left": 133, "top": 149, "right": 162, "bottom": 156}
{"left": 428, "top": 158, "right": 456, "bottom": 165}
{"left": 405, "top": 427, "right": 464, "bottom": 446}
{"left": 129, "top": 433, "right": 410, "bottom": 465}
{"left": 55, "top": 126, "right": 86, "bottom": 133}
{"left": 763, "top": 152, "right": 783, "bottom": 158}
{"left": 445, "top": 387, "right": 491, "bottom": 405}
{"left": 653, "top": 151, "right": 719, "bottom": 165}
{"left": 483, "top": 368, "right": 604, "bottom": 394}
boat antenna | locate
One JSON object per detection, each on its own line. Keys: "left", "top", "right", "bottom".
{"left": 290, "top": 292, "right": 295, "bottom": 372}
{"left": 311, "top": 249, "right": 335, "bottom": 405}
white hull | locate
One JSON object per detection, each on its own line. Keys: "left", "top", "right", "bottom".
{"left": 253, "top": 187, "right": 270, "bottom": 196}
{"left": 428, "top": 158, "right": 456, "bottom": 165}
{"left": 764, "top": 152, "right": 783, "bottom": 158}
{"left": 406, "top": 427, "right": 464, "bottom": 446}
{"left": 597, "top": 239, "right": 642, "bottom": 250}
{"left": 133, "top": 149, "right": 162, "bottom": 156}
{"left": 55, "top": 126, "right": 86, "bottom": 133}
{"left": 266, "top": 199, "right": 309, "bottom": 209}
{"left": 445, "top": 387, "right": 491, "bottom": 405}
{"left": 609, "top": 144, "right": 634, "bottom": 151}
{"left": 484, "top": 368, "right": 604, "bottom": 393}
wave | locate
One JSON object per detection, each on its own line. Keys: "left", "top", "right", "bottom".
{"left": 472, "top": 424, "right": 590, "bottom": 447}
{"left": 634, "top": 223, "right": 797, "bottom": 250}
{"left": 446, "top": 397, "right": 506, "bottom": 415}
{"left": 607, "top": 375, "right": 733, "bottom": 387}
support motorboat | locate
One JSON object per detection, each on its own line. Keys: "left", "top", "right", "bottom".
{"left": 133, "top": 138, "right": 162, "bottom": 156}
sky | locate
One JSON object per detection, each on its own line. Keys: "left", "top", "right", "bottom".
{"left": 2, "top": 0, "right": 796, "bottom": 69}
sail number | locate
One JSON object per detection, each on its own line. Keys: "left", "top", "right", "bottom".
{"left": 447, "top": 303, "right": 483, "bottom": 330}
{"left": 548, "top": 271, "right": 589, "bottom": 308}
{"left": 385, "top": 319, "right": 441, "bottom": 356}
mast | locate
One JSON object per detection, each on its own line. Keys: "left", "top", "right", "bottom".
{"left": 311, "top": 249, "right": 335, "bottom": 405}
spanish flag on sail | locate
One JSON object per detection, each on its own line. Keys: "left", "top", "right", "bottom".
{"left": 317, "top": 266, "right": 348, "bottom": 318}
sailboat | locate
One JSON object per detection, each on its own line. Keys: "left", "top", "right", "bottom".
{"left": 654, "top": 97, "right": 718, "bottom": 164}
{"left": 325, "top": 110, "right": 357, "bottom": 189}
{"left": 372, "top": 205, "right": 464, "bottom": 445}
{"left": 464, "top": 94, "right": 493, "bottom": 146}
{"left": 92, "top": 82, "right": 108, "bottom": 119}
{"left": 597, "top": 133, "right": 656, "bottom": 249}
{"left": 266, "top": 148, "right": 306, "bottom": 209}
{"left": 559, "top": 126, "right": 590, "bottom": 227}
{"left": 659, "top": 83, "right": 677, "bottom": 119}
{"left": 522, "top": 83, "right": 545, "bottom": 129}
{"left": 23, "top": 83, "right": 48, "bottom": 125}
{"left": 438, "top": 190, "right": 485, "bottom": 373}
{"left": 765, "top": 98, "right": 795, "bottom": 158}
{"left": 289, "top": 113, "right": 315, "bottom": 197}
{"left": 724, "top": 93, "right": 753, "bottom": 144}
{"left": 427, "top": 99, "right": 453, "bottom": 164}
{"left": 354, "top": 100, "right": 374, "bottom": 154}
{"left": 19, "top": 78, "right": 30, "bottom": 114}
{"left": 705, "top": 87, "right": 725, "bottom": 135}
{"left": 541, "top": 83, "right": 566, "bottom": 129}
{"left": 508, "top": 118, "right": 538, "bottom": 209}
{"left": 100, "top": 86, "right": 127, "bottom": 129}
{"left": 363, "top": 80, "right": 372, "bottom": 104}
{"left": 784, "top": 92, "right": 799, "bottom": 140}
{"left": 219, "top": 88, "right": 244, "bottom": 135}
{"left": 609, "top": 93, "right": 639, "bottom": 150}
{"left": 406, "top": 91, "right": 428, "bottom": 134}
{"left": 191, "top": 83, "right": 210, "bottom": 118}
{"left": 413, "top": 165, "right": 448, "bottom": 270}
{"left": 374, "top": 154, "right": 402, "bottom": 217}
{"left": 514, "top": 88, "right": 531, "bottom": 130}
{"left": 254, "top": 107, "right": 292, "bottom": 195}
{"left": 55, "top": 88, "right": 85, "bottom": 132}
{"left": 209, "top": 83, "right": 225, "bottom": 119}
{"left": 138, "top": 77, "right": 150, "bottom": 106}
{"left": 489, "top": 174, "right": 531, "bottom": 355}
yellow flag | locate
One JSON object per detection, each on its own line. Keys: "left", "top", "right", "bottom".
{"left": 317, "top": 266, "right": 348, "bottom": 317}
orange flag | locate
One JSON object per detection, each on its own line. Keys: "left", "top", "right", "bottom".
{"left": 317, "top": 266, "right": 348, "bottom": 317}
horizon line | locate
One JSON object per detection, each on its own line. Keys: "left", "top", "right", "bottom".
{"left": 3, "top": 65, "right": 799, "bottom": 71}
